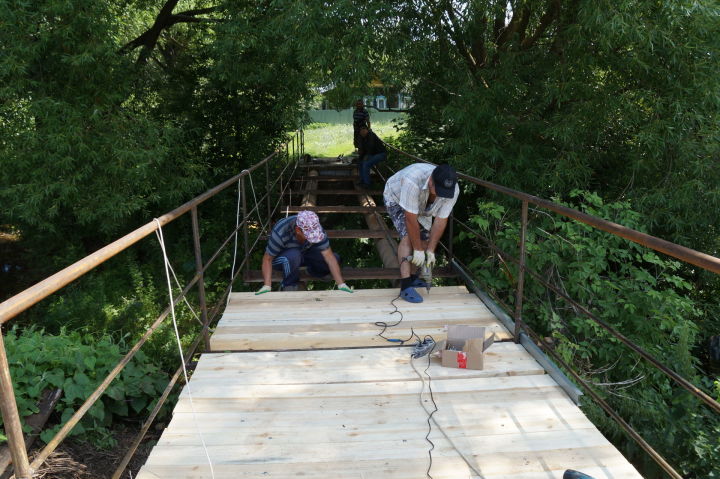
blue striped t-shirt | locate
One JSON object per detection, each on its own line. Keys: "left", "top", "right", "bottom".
{"left": 265, "top": 215, "right": 330, "bottom": 257}
{"left": 353, "top": 108, "right": 370, "bottom": 128}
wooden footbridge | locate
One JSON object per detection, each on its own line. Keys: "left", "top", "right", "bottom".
{"left": 137, "top": 286, "right": 641, "bottom": 478}
{"left": 1, "top": 132, "right": 719, "bottom": 479}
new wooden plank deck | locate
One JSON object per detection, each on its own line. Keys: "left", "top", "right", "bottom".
{"left": 137, "top": 286, "right": 643, "bottom": 479}
{"left": 211, "top": 286, "right": 507, "bottom": 350}
{"left": 241, "top": 266, "right": 455, "bottom": 284}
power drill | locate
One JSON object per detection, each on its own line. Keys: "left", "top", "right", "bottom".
{"left": 418, "top": 263, "right": 432, "bottom": 294}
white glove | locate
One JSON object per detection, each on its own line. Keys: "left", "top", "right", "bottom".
{"left": 411, "top": 250, "right": 425, "bottom": 267}
{"left": 255, "top": 285, "right": 271, "bottom": 295}
{"left": 338, "top": 283, "right": 353, "bottom": 293}
{"left": 425, "top": 251, "right": 436, "bottom": 269}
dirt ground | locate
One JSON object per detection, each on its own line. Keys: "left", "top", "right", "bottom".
{"left": 23, "top": 427, "right": 161, "bottom": 479}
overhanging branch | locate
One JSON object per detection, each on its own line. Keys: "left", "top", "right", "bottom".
{"left": 119, "top": 1, "right": 221, "bottom": 63}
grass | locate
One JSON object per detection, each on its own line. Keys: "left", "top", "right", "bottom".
{"left": 303, "top": 121, "right": 404, "bottom": 157}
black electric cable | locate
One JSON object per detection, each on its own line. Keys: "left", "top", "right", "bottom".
{"left": 419, "top": 336, "right": 439, "bottom": 478}
{"left": 374, "top": 293, "right": 420, "bottom": 344}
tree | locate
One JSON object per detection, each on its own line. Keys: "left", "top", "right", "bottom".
{"left": 0, "top": 1, "right": 205, "bottom": 265}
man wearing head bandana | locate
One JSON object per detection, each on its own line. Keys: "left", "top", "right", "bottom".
{"left": 255, "top": 210, "right": 352, "bottom": 294}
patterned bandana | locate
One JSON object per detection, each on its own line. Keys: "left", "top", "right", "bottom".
{"left": 296, "top": 210, "right": 325, "bottom": 243}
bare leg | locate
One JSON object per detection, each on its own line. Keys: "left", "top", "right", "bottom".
{"left": 398, "top": 235, "right": 412, "bottom": 278}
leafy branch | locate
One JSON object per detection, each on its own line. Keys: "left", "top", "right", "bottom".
{"left": 119, "top": 1, "right": 222, "bottom": 64}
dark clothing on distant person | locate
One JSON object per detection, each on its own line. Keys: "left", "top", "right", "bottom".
{"left": 353, "top": 107, "right": 371, "bottom": 148}
{"left": 358, "top": 130, "right": 386, "bottom": 157}
{"left": 358, "top": 130, "right": 387, "bottom": 187}
{"left": 353, "top": 108, "right": 370, "bottom": 128}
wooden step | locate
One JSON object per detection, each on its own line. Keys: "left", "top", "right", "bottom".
{"left": 281, "top": 205, "right": 386, "bottom": 214}
{"left": 284, "top": 189, "right": 383, "bottom": 196}
{"left": 293, "top": 176, "right": 368, "bottom": 182}
{"left": 243, "top": 266, "right": 455, "bottom": 282}
{"left": 299, "top": 163, "right": 357, "bottom": 169}
{"left": 260, "top": 229, "right": 398, "bottom": 240}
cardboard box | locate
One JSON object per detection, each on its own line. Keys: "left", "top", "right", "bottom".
{"left": 440, "top": 325, "right": 495, "bottom": 370}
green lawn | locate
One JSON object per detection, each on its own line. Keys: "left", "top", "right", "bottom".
{"left": 303, "top": 121, "right": 404, "bottom": 157}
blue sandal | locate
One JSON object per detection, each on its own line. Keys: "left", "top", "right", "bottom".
{"left": 408, "top": 277, "right": 428, "bottom": 289}
{"left": 400, "top": 286, "right": 423, "bottom": 303}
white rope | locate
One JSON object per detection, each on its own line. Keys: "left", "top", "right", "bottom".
{"left": 162, "top": 254, "right": 203, "bottom": 326}
{"left": 410, "top": 356, "right": 486, "bottom": 479}
{"left": 247, "top": 172, "right": 269, "bottom": 233}
{"left": 285, "top": 183, "right": 291, "bottom": 216}
{"left": 154, "top": 219, "right": 216, "bottom": 479}
{"left": 228, "top": 176, "right": 243, "bottom": 304}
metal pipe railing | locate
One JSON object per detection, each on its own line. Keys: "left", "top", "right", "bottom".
{"left": 513, "top": 200, "right": 528, "bottom": 342}
{"left": 385, "top": 144, "right": 720, "bottom": 275}
{"left": 381, "top": 143, "right": 720, "bottom": 477}
{"left": 454, "top": 217, "right": 720, "bottom": 415}
{"left": 190, "top": 207, "right": 210, "bottom": 351}
{"left": 0, "top": 151, "right": 279, "bottom": 326}
{"left": 518, "top": 324, "right": 683, "bottom": 478}
{"left": 0, "top": 330, "right": 32, "bottom": 478}
{"left": 0, "top": 132, "right": 302, "bottom": 477}
{"left": 111, "top": 143, "right": 302, "bottom": 478}
{"left": 451, "top": 253, "right": 681, "bottom": 477}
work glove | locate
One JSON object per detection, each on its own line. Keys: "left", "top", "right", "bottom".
{"left": 255, "top": 285, "right": 272, "bottom": 295}
{"left": 411, "top": 250, "right": 426, "bottom": 267}
{"left": 425, "top": 251, "right": 436, "bottom": 269}
{"left": 338, "top": 283, "right": 354, "bottom": 293}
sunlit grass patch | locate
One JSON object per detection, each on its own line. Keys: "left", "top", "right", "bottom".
{"left": 0, "top": 225, "right": 21, "bottom": 243}
{"left": 303, "top": 121, "right": 404, "bottom": 157}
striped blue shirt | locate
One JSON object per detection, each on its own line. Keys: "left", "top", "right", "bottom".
{"left": 265, "top": 216, "right": 330, "bottom": 257}
{"left": 353, "top": 108, "right": 370, "bottom": 128}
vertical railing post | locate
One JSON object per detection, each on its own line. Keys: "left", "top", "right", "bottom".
{"left": 300, "top": 130, "right": 304, "bottom": 156}
{"left": 279, "top": 144, "right": 285, "bottom": 209}
{"left": 190, "top": 207, "right": 210, "bottom": 351}
{"left": 513, "top": 200, "right": 529, "bottom": 342}
{"left": 241, "top": 174, "right": 249, "bottom": 279}
{"left": 448, "top": 213, "right": 454, "bottom": 262}
{"left": 0, "top": 329, "right": 33, "bottom": 479}
{"left": 265, "top": 160, "right": 271, "bottom": 225}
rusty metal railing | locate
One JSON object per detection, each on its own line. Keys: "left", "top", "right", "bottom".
{"left": 384, "top": 143, "right": 720, "bottom": 479}
{"left": 0, "top": 132, "right": 304, "bottom": 479}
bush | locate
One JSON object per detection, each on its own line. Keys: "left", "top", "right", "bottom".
{"left": 460, "top": 190, "right": 719, "bottom": 477}
{"left": 1, "top": 327, "right": 169, "bottom": 448}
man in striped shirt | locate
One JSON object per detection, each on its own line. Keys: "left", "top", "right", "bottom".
{"left": 353, "top": 100, "right": 371, "bottom": 150}
{"left": 384, "top": 163, "right": 459, "bottom": 303}
{"left": 255, "top": 211, "right": 352, "bottom": 293}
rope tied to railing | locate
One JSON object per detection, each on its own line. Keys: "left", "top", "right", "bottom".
{"left": 154, "top": 219, "right": 216, "bottom": 479}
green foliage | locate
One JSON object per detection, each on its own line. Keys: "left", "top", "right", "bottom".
{"left": 1, "top": 0, "right": 718, "bottom": 471}
{"left": 1, "top": 327, "right": 168, "bottom": 448}
{"left": 0, "top": 0, "right": 205, "bottom": 244}
{"left": 462, "top": 191, "right": 718, "bottom": 476}
{"left": 303, "top": 121, "right": 404, "bottom": 157}
{"left": 395, "top": 0, "right": 720, "bottom": 249}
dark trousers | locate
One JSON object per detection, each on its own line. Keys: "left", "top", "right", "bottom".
{"left": 360, "top": 152, "right": 386, "bottom": 186}
{"left": 271, "top": 246, "right": 341, "bottom": 287}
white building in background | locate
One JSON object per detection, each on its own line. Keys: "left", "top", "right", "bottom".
{"left": 362, "top": 93, "right": 411, "bottom": 111}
